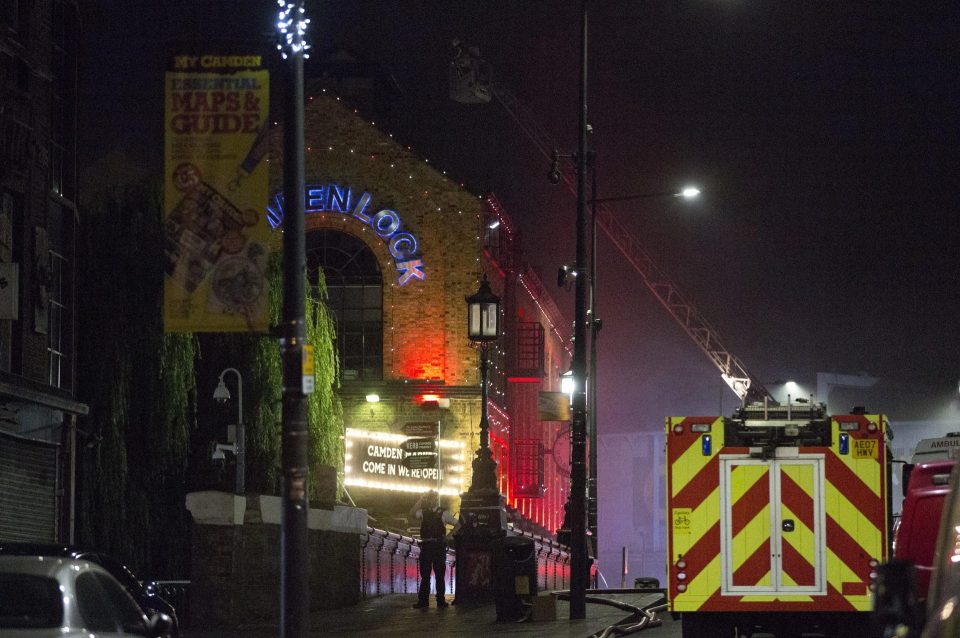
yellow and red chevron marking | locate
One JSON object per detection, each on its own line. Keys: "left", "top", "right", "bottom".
{"left": 666, "top": 414, "right": 888, "bottom": 613}
{"left": 666, "top": 416, "right": 727, "bottom": 611}
{"left": 779, "top": 464, "right": 817, "bottom": 587}
{"left": 728, "top": 464, "right": 772, "bottom": 588}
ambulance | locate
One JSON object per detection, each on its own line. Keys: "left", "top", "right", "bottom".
{"left": 666, "top": 401, "right": 891, "bottom": 637}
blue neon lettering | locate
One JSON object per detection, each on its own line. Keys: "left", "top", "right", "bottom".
{"left": 267, "top": 193, "right": 285, "bottom": 228}
{"left": 329, "top": 184, "right": 351, "bottom": 212}
{"left": 389, "top": 232, "right": 418, "bottom": 260}
{"left": 266, "top": 205, "right": 283, "bottom": 228}
{"left": 397, "top": 259, "right": 426, "bottom": 285}
{"left": 306, "top": 186, "right": 326, "bottom": 212}
{"left": 372, "top": 209, "right": 400, "bottom": 237}
{"left": 267, "top": 183, "right": 426, "bottom": 284}
{"left": 352, "top": 192, "right": 372, "bottom": 224}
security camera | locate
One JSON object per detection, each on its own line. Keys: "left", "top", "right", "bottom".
{"left": 211, "top": 442, "right": 236, "bottom": 461}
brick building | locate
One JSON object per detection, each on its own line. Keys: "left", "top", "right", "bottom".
{"left": 271, "top": 94, "right": 573, "bottom": 536}
{"left": 0, "top": 0, "right": 87, "bottom": 542}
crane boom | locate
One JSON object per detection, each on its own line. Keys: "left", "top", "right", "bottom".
{"left": 451, "top": 44, "right": 773, "bottom": 405}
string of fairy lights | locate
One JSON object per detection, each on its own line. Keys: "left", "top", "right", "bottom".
{"left": 267, "top": 5, "right": 567, "bottom": 532}
{"left": 275, "top": 0, "right": 311, "bottom": 60}
{"left": 275, "top": 91, "right": 540, "bottom": 400}
{"left": 273, "top": 93, "right": 574, "bottom": 520}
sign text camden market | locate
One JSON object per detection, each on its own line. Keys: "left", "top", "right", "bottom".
{"left": 267, "top": 183, "right": 426, "bottom": 286}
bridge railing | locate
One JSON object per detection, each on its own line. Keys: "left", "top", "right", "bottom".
{"left": 152, "top": 525, "right": 571, "bottom": 627}
{"left": 359, "top": 525, "right": 570, "bottom": 599}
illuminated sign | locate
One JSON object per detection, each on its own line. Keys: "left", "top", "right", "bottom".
{"left": 267, "top": 183, "right": 426, "bottom": 286}
{"left": 344, "top": 428, "right": 465, "bottom": 496}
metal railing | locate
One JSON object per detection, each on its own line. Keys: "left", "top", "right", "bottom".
{"left": 359, "top": 526, "right": 571, "bottom": 599}
{"left": 150, "top": 525, "right": 572, "bottom": 626}
{"left": 146, "top": 580, "right": 190, "bottom": 625}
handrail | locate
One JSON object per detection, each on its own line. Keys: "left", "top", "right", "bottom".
{"left": 360, "top": 526, "right": 572, "bottom": 598}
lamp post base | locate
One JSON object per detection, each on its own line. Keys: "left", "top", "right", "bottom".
{"left": 469, "top": 447, "right": 499, "bottom": 493}
{"left": 455, "top": 487, "right": 505, "bottom": 605}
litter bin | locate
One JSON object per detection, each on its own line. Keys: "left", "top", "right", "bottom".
{"left": 495, "top": 536, "right": 538, "bottom": 621}
{"left": 634, "top": 576, "right": 660, "bottom": 590}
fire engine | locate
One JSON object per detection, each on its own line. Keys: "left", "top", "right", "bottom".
{"left": 666, "top": 401, "right": 891, "bottom": 638}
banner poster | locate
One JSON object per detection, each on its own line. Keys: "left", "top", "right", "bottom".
{"left": 163, "top": 54, "right": 271, "bottom": 332}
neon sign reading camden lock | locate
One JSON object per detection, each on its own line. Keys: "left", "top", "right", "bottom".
{"left": 267, "top": 183, "right": 426, "bottom": 286}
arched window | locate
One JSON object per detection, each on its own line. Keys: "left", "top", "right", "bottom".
{"left": 306, "top": 229, "right": 383, "bottom": 382}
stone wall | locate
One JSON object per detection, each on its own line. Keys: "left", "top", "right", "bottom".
{"left": 186, "top": 491, "right": 367, "bottom": 629}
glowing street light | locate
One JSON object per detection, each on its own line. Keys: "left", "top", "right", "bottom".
{"left": 561, "top": 369, "right": 575, "bottom": 399}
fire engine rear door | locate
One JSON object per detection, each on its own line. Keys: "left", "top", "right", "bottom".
{"left": 773, "top": 458, "right": 825, "bottom": 594}
{"left": 720, "top": 456, "right": 826, "bottom": 595}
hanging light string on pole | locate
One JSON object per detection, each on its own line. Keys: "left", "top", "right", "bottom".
{"left": 275, "top": 0, "right": 311, "bottom": 60}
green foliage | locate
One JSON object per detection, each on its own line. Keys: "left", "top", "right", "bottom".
{"left": 200, "top": 252, "right": 345, "bottom": 498}
{"left": 201, "top": 253, "right": 284, "bottom": 495}
{"left": 306, "top": 273, "right": 344, "bottom": 496}
{"left": 76, "top": 179, "right": 346, "bottom": 578}
{"left": 76, "top": 181, "right": 197, "bottom": 578}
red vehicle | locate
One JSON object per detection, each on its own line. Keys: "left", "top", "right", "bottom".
{"left": 892, "top": 459, "right": 955, "bottom": 603}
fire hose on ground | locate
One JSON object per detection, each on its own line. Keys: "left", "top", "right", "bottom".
{"left": 553, "top": 588, "right": 668, "bottom": 637}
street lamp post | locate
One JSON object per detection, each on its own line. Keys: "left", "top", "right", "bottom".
{"left": 214, "top": 367, "right": 244, "bottom": 495}
{"left": 568, "top": 0, "right": 590, "bottom": 619}
{"left": 453, "top": 275, "right": 503, "bottom": 606}
{"left": 561, "top": 0, "right": 702, "bottom": 616}
{"left": 276, "top": 1, "right": 311, "bottom": 635}
{"left": 586, "top": 186, "right": 700, "bottom": 559}
{"left": 465, "top": 274, "right": 501, "bottom": 494}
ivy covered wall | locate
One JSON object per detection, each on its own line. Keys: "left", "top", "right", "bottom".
{"left": 77, "top": 181, "right": 344, "bottom": 578}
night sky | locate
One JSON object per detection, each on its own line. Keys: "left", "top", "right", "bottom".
{"left": 80, "top": 1, "right": 960, "bottom": 576}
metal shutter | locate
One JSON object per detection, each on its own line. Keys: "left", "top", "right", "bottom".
{"left": 0, "top": 431, "right": 60, "bottom": 541}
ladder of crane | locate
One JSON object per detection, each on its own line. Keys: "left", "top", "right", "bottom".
{"left": 487, "top": 80, "right": 772, "bottom": 404}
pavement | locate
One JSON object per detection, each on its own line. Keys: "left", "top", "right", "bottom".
{"left": 182, "top": 591, "right": 679, "bottom": 637}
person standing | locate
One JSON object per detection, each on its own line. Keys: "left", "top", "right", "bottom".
{"left": 410, "top": 491, "right": 459, "bottom": 608}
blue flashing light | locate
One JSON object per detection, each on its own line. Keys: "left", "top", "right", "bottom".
{"left": 701, "top": 434, "right": 712, "bottom": 456}
{"left": 839, "top": 433, "right": 850, "bottom": 455}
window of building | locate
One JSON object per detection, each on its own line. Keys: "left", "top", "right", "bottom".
{"left": 511, "top": 438, "right": 544, "bottom": 498}
{"left": 47, "top": 250, "right": 65, "bottom": 387}
{"left": 46, "top": 201, "right": 72, "bottom": 390}
{"left": 306, "top": 229, "right": 382, "bottom": 382}
{"left": 515, "top": 321, "right": 545, "bottom": 377}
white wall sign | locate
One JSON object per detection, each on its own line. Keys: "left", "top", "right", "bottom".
{"left": 344, "top": 428, "right": 465, "bottom": 496}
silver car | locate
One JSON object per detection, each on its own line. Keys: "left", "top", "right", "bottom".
{"left": 0, "top": 556, "right": 173, "bottom": 637}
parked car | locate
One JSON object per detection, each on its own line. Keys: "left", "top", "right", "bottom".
{"left": 0, "top": 543, "right": 178, "bottom": 635}
{"left": 0, "top": 555, "right": 174, "bottom": 637}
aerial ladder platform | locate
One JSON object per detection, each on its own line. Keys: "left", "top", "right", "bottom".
{"left": 450, "top": 42, "right": 773, "bottom": 405}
